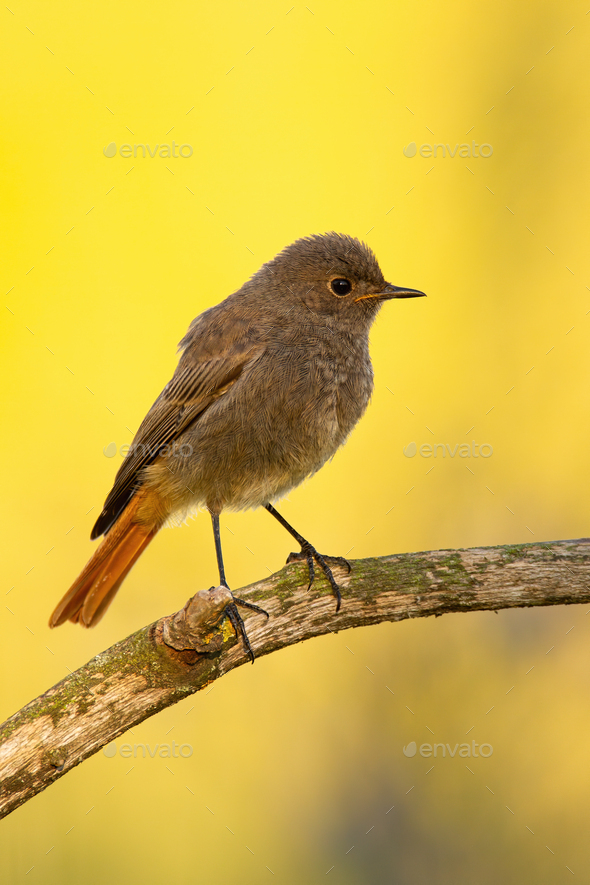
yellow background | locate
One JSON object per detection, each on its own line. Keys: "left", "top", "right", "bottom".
{"left": 1, "top": 0, "right": 590, "bottom": 881}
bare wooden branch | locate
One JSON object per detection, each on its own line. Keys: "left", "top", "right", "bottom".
{"left": 1, "top": 538, "right": 589, "bottom": 819}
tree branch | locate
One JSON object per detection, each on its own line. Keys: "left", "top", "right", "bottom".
{"left": 1, "top": 538, "right": 589, "bottom": 819}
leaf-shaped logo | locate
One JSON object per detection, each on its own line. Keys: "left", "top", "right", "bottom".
{"left": 403, "top": 741, "right": 417, "bottom": 757}
{"left": 403, "top": 142, "right": 417, "bottom": 158}
{"left": 103, "top": 441, "right": 117, "bottom": 458}
{"left": 103, "top": 142, "right": 117, "bottom": 158}
{"left": 403, "top": 441, "right": 417, "bottom": 458}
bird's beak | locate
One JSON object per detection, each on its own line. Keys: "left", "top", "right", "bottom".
{"left": 354, "top": 283, "right": 426, "bottom": 303}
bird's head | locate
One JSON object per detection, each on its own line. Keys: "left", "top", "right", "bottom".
{"left": 247, "top": 232, "right": 425, "bottom": 327}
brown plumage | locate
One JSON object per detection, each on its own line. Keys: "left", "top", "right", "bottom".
{"left": 49, "top": 233, "right": 425, "bottom": 652}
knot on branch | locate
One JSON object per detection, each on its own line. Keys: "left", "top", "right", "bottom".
{"left": 44, "top": 747, "right": 67, "bottom": 772}
{"left": 161, "top": 585, "right": 233, "bottom": 655}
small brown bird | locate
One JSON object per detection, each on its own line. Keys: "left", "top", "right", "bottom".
{"left": 49, "top": 233, "right": 425, "bottom": 658}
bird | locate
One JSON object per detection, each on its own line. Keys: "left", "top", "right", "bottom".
{"left": 49, "top": 232, "right": 425, "bottom": 659}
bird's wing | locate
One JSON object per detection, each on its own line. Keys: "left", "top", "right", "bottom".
{"left": 91, "top": 338, "right": 264, "bottom": 538}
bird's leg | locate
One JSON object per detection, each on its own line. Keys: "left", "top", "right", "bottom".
{"left": 264, "top": 503, "right": 351, "bottom": 612}
{"left": 211, "top": 510, "right": 229, "bottom": 587}
{"left": 210, "top": 512, "right": 268, "bottom": 663}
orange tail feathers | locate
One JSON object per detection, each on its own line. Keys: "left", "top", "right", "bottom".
{"left": 49, "top": 493, "right": 161, "bottom": 628}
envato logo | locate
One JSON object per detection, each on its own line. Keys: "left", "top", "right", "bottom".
{"left": 103, "top": 441, "right": 194, "bottom": 459}
{"left": 403, "top": 441, "right": 493, "bottom": 458}
{"left": 402, "top": 740, "right": 493, "bottom": 758}
{"left": 103, "top": 141, "right": 193, "bottom": 158}
{"left": 403, "top": 141, "right": 493, "bottom": 159}
{"left": 103, "top": 741, "right": 193, "bottom": 759}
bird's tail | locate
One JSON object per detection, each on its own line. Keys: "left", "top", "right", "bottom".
{"left": 49, "top": 493, "right": 160, "bottom": 628}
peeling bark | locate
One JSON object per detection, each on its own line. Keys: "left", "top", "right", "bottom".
{"left": 1, "top": 538, "right": 589, "bottom": 819}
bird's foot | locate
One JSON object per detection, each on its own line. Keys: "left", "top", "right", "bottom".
{"left": 286, "top": 547, "right": 351, "bottom": 612}
{"left": 223, "top": 593, "right": 269, "bottom": 664}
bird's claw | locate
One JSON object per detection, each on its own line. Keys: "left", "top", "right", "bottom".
{"left": 223, "top": 594, "right": 269, "bottom": 664}
{"left": 286, "top": 546, "right": 350, "bottom": 612}
{"left": 232, "top": 596, "right": 270, "bottom": 619}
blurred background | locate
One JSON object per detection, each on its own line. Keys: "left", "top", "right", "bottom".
{"left": 1, "top": 0, "right": 590, "bottom": 881}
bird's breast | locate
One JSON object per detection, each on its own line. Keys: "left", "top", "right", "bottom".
{"left": 153, "top": 329, "right": 375, "bottom": 513}
{"left": 270, "top": 329, "right": 374, "bottom": 445}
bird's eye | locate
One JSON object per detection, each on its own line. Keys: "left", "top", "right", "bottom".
{"left": 331, "top": 278, "right": 352, "bottom": 296}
